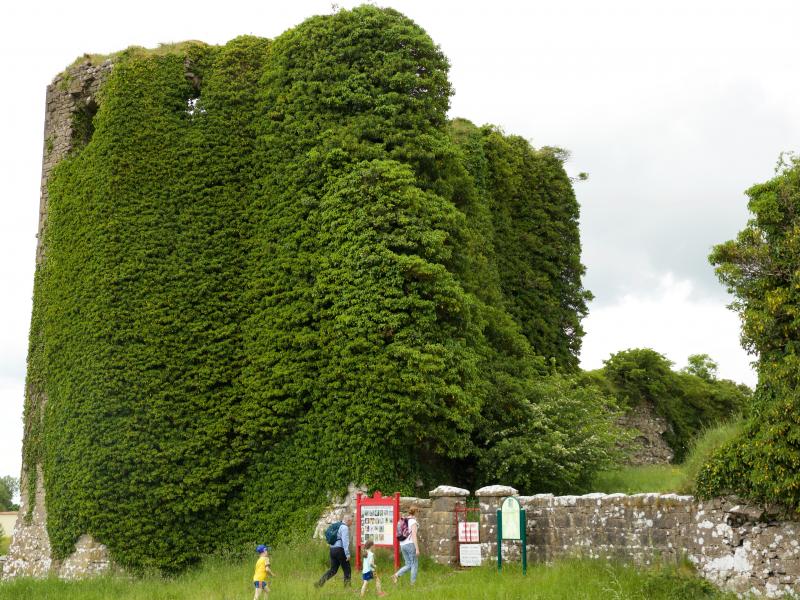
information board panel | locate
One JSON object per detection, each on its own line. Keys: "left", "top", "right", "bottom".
{"left": 459, "top": 543, "right": 482, "bottom": 566}
{"left": 501, "top": 496, "right": 521, "bottom": 540}
{"left": 360, "top": 506, "right": 395, "bottom": 546}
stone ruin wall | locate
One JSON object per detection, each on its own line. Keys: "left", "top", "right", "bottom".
{"left": 316, "top": 485, "right": 799, "bottom": 598}
{"left": 617, "top": 401, "right": 675, "bottom": 465}
{"left": 2, "top": 60, "right": 113, "bottom": 582}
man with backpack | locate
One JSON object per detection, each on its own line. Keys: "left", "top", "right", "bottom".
{"left": 315, "top": 514, "right": 353, "bottom": 588}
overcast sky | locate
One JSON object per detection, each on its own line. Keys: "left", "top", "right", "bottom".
{"left": 2, "top": 0, "right": 798, "bottom": 481}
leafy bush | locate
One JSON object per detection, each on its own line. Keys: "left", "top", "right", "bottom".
{"left": 476, "top": 373, "right": 625, "bottom": 495}
{"left": 680, "top": 419, "right": 743, "bottom": 494}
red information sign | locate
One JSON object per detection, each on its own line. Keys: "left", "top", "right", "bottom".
{"left": 458, "top": 521, "right": 479, "bottom": 543}
{"left": 355, "top": 491, "right": 401, "bottom": 570}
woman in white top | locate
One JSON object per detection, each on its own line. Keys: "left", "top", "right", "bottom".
{"left": 392, "top": 506, "right": 419, "bottom": 585}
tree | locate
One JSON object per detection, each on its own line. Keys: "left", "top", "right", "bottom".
{"left": 683, "top": 354, "right": 718, "bottom": 381}
{"left": 476, "top": 373, "right": 626, "bottom": 494}
{"left": 602, "top": 348, "right": 673, "bottom": 407}
{"left": 0, "top": 476, "right": 19, "bottom": 511}
{"left": 696, "top": 155, "right": 800, "bottom": 512}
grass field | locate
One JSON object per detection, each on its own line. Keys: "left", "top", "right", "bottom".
{"left": 0, "top": 422, "right": 749, "bottom": 598}
{"left": 590, "top": 464, "right": 688, "bottom": 494}
{"left": 0, "top": 537, "right": 9, "bottom": 556}
{"left": 0, "top": 541, "right": 735, "bottom": 600}
{"left": 590, "top": 419, "right": 745, "bottom": 496}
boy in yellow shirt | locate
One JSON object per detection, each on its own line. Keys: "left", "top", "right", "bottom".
{"left": 253, "top": 544, "right": 275, "bottom": 599}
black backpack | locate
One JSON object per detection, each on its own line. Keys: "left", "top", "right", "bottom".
{"left": 325, "top": 521, "right": 342, "bottom": 545}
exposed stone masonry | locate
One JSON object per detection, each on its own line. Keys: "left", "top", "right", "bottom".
{"left": 37, "top": 59, "right": 112, "bottom": 265}
{"left": 2, "top": 60, "right": 113, "bottom": 582}
{"left": 618, "top": 401, "right": 674, "bottom": 465}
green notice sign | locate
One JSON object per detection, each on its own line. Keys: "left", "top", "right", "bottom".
{"left": 501, "top": 496, "right": 521, "bottom": 540}
{"left": 496, "top": 496, "right": 527, "bottom": 575}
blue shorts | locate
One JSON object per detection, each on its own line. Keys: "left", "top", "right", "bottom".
{"left": 362, "top": 571, "right": 374, "bottom": 581}
{"left": 254, "top": 580, "right": 269, "bottom": 589}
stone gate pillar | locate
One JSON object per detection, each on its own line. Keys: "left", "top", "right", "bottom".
{"left": 475, "top": 485, "right": 520, "bottom": 562}
{"left": 426, "top": 485, "right": 469, "bottom": 564}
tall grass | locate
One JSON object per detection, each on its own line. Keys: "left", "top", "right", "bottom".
{"left": 679, "top": 418, "right": 744, "bottom": 492}
{"left": 590, "top": 418, "right": 744, "bottom": 495}
{"left": 0, "top": 541, "right": 734, "bottom": 599}
{"left": 591, "top": 465, "right": 688, "bottom": 495}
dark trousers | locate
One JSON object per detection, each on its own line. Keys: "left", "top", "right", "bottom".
{"left": 316, "top": 546, "right": 351, "bottom": 587}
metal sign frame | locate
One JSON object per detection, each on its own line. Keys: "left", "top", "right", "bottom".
{"left": 496, "top": 496, "right": 527, "bottom": 575}
{"left": 355, "top": 491, "right": 401, "bottom": 571}
{"left": 454, "top": 498, "right": 481, "bottom": 566}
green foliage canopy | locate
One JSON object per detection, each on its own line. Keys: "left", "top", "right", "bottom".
{"left": 0, "top": 476, "right": 18, "bottom": 512}
{"left": 697, "top": 155, "right": 800, "bottom": 513}
{"left": 682, "top": 353, "right": 719, "bottom": 381}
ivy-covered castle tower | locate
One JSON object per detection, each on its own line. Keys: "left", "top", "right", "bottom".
{"left": 7, "top": 6, "right": 590, "bottom": 576}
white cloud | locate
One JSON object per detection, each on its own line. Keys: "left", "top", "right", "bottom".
{"left": 0, "top": 379, "right": 24, "bottom": 481}
{"left": 580, "top": 273, "right": 757, "bottom": 387}
{"left": 4, "top": 0, "right": 796, "bottom": 476}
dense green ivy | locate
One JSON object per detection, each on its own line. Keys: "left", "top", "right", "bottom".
{"left": 25, "top": 6, "right": 601, "bottom": 572}
{"left": 696, "top": 157, "right": 800, "bottom": 514}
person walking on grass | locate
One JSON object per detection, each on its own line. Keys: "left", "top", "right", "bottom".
{"left": 392, "top": 506, "right": 419, "bottom": 585}
{"left": 360, "top": 539, "right": 387, "bottom": 598}
{"left": 315, "top": 514, "right": 353, "bottom": 588}
{"left": 253, "top": 544, "right": 275, "bottom": 599}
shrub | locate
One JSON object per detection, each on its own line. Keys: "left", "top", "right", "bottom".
{"left": 698, "top": 155, "right": 800, "bottom": 514}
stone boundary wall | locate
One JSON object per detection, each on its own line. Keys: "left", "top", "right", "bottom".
{"left": 316, "top": 485, "right": 799, "bottom": 598}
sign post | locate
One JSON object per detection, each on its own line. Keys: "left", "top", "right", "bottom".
{"left": 355, "top": 491, "right": 401, "bottom": 571}
{"left": 455, "top": 499, "right": 481, "bottom": 567}
{"left": 496, "top": 496, "right": 527, "bottom": 575}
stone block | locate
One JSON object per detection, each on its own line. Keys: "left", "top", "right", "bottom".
{"left": 650, "top": 528, "right": 669, "bottom": 546}
{"left": 427, "top": 511, "right": 454, "bottom": 526}
{"left": 429, "top": 485, "right": 469, "bottom": 498}
{"left": 431, "top": 497, "right": 459, "bottom": 513}
{"left": 475, "top": 485, "right": 517, "bottom": 498}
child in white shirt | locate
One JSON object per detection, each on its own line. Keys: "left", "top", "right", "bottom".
{"left": 360, "top": 539, "right": 387, "bottom": 598}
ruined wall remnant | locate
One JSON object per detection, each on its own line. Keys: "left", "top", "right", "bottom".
{"left": 618, "top": 401, "right": 674, "bottom": 465}
{"left": 517, "top": 492, "right": 799, "bottom": 598}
